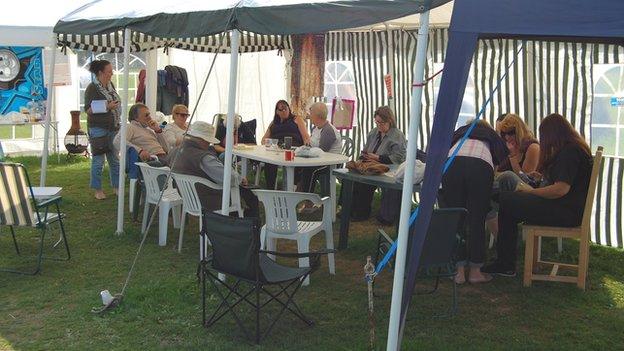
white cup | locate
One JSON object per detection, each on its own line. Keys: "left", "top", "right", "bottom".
{"left": 100, "top": 290, "right": 114, "bottom": 305}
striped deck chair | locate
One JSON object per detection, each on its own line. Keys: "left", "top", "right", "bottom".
{"left": 0, "top": 163, "right": 70, "bottom": 275}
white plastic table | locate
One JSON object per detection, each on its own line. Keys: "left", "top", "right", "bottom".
{"left": 233, "top": 145, "right": 349, "bottom": 220}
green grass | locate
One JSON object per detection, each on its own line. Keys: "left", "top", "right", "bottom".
{"left": 0, "top": 156, "right": 623, "bottom": 350}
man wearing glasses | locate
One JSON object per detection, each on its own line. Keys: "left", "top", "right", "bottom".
{"left": 114, "top": 103, "right": 169, "bottom": 164}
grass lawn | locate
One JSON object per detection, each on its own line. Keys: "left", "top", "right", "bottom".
{"left": 0, "top": 156, "right": 623, "bottom": 350}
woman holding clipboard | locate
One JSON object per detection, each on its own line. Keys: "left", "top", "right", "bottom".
{"left": 84, "top": 59, "right": 121, "bottom": 200}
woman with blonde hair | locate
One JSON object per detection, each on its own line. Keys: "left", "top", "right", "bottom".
{"left": 497, "top": 113, "right": 540, "bottom": 174}
{"left": 163, "top": 104, "right": 190, "bottom": 149}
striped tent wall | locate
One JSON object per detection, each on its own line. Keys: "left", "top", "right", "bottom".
{"left": 324, "top": 29, "right": 447, "bottom": 154}
{"left": 57, "top": 30, "right": 292, "bottom": 54}
{"left": 591, "top": 44, "right": 624, "bottom": 248}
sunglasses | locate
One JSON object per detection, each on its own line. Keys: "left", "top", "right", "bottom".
{"left": 276, "top": 106, "right": 288, "bottom": 112}
{"left": 176, "top": 112, "right": 190, "bottom": 117}
{"left": 500, "top": 129, "right": 516, "bottom": 137}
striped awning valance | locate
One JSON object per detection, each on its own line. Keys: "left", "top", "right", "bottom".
{"left": 56, "top": 30, "right": 292, "bottom": 54}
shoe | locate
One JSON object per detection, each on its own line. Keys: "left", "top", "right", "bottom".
{"left": 482, "top": 262, "right": 516, "bottom": 277}
{"left": 94, "top": 190, "right": 107, "bottom": 200}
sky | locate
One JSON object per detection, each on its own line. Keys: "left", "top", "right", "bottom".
{"left": 1, "top": 0, "right": 89, "bottom": 27}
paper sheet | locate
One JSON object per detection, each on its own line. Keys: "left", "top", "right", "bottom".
{"left": 91, "top": 100, "right": 107, "bottom": 114}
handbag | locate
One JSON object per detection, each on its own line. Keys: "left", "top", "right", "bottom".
{"left": 90, "top": 135, "right": 110, "bottom": 156}
{"left": 346, "top": 160, "right": 389, "bottom": 175}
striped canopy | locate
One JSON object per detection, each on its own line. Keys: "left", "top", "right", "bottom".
{"left": 53, "top": 0, "right": 451, "bottom": 53}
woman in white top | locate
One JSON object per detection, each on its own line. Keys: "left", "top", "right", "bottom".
{"left": 163, "top": 104, "right": 189, "bottom": 150}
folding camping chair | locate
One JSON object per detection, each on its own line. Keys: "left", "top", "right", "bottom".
{"left": 198, "top": 211, "right": 333, "bottom": 344}
{"left": 0, "top": 162, "right": 70, "bottom": 275}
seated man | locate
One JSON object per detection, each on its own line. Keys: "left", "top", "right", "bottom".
{"left": 114, "top": 103, "right": 169, "bottom": 164}
{"left": 297, "top": 102, "right": 342, "bottom": 192}
{"left": 168, "top": 121, "right": 259, "bottom": 217}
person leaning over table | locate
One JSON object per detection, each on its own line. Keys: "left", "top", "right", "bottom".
{"left": 261, "top": 100, "right": 311, "bottom": 189}
{"left": 296, "top": 102, "right": 342, "bottom": 193}
{"left": 162, "top": 104, "right": 190, "bottom": 150}
{"left": 113, "top": 103, "right": 170, "bottom": 165}
{"left": 168, "top": 121, "right": 259, "bottom": 217}
{"left": 84, "top": 59, "right": 121, "bottom": 200}
{"left": 483, "top": 113, "right": 593, "bottom": 277}
{"left": 439, "top": 119, "right": 508, "bottom": 284}
{"left": 350, "top": 106, "right": 406, "bottom": 225}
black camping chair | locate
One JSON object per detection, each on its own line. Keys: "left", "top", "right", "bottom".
{"left": 374, "top": 208, "right": 467, "bottom": 316}
{"left": 0, "top": 162, "right": 70, "bottom": 275}
{"left": 198, "top": 211, "right": 333, "bottom": 344}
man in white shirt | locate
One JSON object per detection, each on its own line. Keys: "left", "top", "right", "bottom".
{"left": 114, "top": 103, "right": 169, "bottom": 163}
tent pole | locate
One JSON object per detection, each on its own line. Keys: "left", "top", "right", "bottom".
{"left": 221, "top": 29, "right": 240, "bottom": 214}
{"left": 386, "top": 10, "right": 430, "bottom": 351}
{"left": 40, "top": 33, "right": 57, "bottom": 187}
{"left": 116, "top": 27, "right": 132, "bottom": 235}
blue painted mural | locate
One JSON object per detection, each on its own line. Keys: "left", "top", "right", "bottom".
{"left": 0, "top": 46, "right": 47, "bottom": 115}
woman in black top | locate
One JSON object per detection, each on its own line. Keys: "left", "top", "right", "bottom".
{"left": 261, "top": 100, "right": 310, "bottom": 189}
{"left": 84, "top": 59, "right": 121, "bottom": 200}
{"left": 483, "top": 113, "right": 593, "bottom": 276}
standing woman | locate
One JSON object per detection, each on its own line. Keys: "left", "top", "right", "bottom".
{"left": 440, "top": 120, "right": 508, "bottom": 284}
{"left": 483, "top": 114, "right": 593, "bottom": 276}
{"left": 84, "top": 60, "right": 121, "bottom": 200}
{"left": 261, "top": 100, "right": 310, "bottom": 189}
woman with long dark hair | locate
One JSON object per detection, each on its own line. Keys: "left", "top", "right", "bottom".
{"left": 483, "top": 113, "right": 593, "bottom": 276}
{"left": 84, "top": 59, "right": 121, "bottom": 200}
{"left": 261, "top": 100, "right": 310, "bottom": 189}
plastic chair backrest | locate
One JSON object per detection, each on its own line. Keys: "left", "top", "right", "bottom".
{"left": 341, "top": 136, "right": 355, "bottom": 158}
{"left": 254, "top": 190, "right": 319, "bottom": 235}
{"left": 581, "top": 146, "right": 603, "bottom": 234}
{"left": 136, "top": 163, "right": 170, "bottom": 204}
{"left": 172, "top": 172, "right": 222, "bottom": 216}
{"left": 0, "top": 163, "right": 37, "bottom": 227}
{"left": 414, "top": 208, "right": 467, "bottom": 268}
{"left": 203, "top": 211, "right": 262, "bottom": 281}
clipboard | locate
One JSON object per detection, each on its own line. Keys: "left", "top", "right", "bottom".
{"left": 91, "top": 100, "right": 107, "bottom": 114}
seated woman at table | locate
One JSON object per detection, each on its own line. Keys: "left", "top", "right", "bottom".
{"left": 261, "top": 100, "right": 310, "bottom": 189}
{"left": 297, "top": 102, "right": 342, "bottom": 193}
{"left": 483, "top": 113, "right": 592, "bottom": 277}
{"left": 439, "top": 119, "right": 508, "bottom": 284}
{"left": 163, "top": 104, "right": 189, "bottom": 150}
{"left": 351, "top": 106, "right": 406, "bottom": 224}
{"left": 486, "top": 113, "right": 540, "bottom": 236}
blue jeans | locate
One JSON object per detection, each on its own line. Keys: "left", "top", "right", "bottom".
{"left": 89, "top": 127, "right": 120, "bottom": 190}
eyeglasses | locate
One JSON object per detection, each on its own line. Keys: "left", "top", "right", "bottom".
{"left": 276, "top": 106, "right": 288, "bottom": 112}
{"left": 374, "top": 119, "right": 388, "bottom": 125}
{"left": 500, "top": 129, "right": 516, "bottom": 137}
{"left": 176, "top": 112, "right": 190, "bottom": 117}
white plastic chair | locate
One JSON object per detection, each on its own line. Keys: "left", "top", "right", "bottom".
{"left": 253, "top": 189, "right": 335, "bottom": 285}
{"left": 171, "top": 172, "right": 243, "bottom": 255}
{"left": 136, "top": 163, "right": 182, "bottom": 246}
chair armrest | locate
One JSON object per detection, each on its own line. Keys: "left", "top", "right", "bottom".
{"left": 259, "top": 248, "right": 336, "bottom": 258}
{"left": 35, "top": 196, "right": 62, "bottom": 208}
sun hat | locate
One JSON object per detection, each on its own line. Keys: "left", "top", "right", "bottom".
{"left": 187, "top": 121, "right": 220, "bottom": 144}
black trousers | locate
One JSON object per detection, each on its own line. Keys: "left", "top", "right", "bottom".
{"left": 239, "top": 186, "right": 260, "bottom": 218}
{"left": 440, "top": 157, "right": 493, "bottom": 266}
{"left": 496, "top": 191, "right": 581, "bottom": 269}
{"left": 264, "top": 164, "right": 301, "bottom": 190}
{"left": 351, "top": 183, "right": 402, "bottom": 222}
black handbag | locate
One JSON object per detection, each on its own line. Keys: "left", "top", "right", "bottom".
{"left": 90, "top": 135, "right": 110, "bottom": 156}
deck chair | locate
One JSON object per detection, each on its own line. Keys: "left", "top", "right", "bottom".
{"left": 375, "top": 208, "right": 467, "bottom": 316}
{"left": 198, "top": 211, "right": 332, "bottom": 344}
{"left": 0, "top": 163, "right": 70, "bottom": 275}
{"left": 523, "top": 146, "right": 603, "bottom": 290}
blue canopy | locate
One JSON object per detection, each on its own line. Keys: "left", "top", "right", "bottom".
{"left": 400, "top": 0, "right": 624, "bottom": 340}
